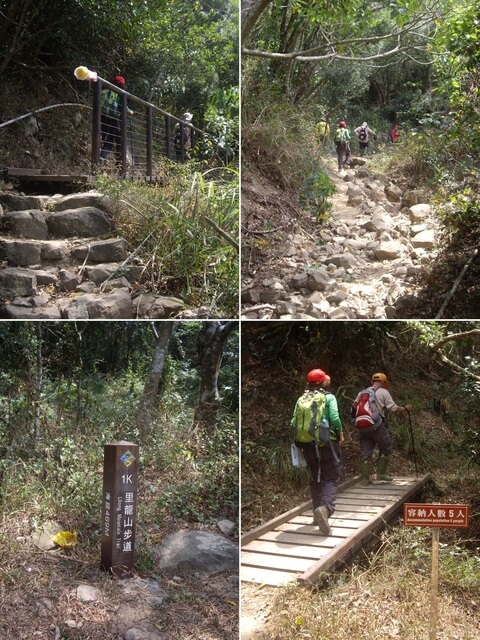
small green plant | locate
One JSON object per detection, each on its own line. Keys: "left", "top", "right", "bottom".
{"left": 299, "top": 171, "right": 336, "bottom": 221}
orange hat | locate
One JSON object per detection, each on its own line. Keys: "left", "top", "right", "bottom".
{"left": 372, "top": 372, "right": 389, "bottom": 387}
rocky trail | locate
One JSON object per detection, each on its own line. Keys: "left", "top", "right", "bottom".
{"left": 241, "top": 157, "right": 443, "bottom": 320}
{"left": 0, "top": 191, "right": 190, "bottom": 320}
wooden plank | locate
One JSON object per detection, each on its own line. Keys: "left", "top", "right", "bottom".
{"left": 241, "top": 474, "right": 432, "bottom": 587}
{"left": 242, "top": 550, "right": 313, "bottom": 572}
{"left": 241, "top": 565, "right": 297, "bottom": 586}
{"left": 294, "top": 512, "right": 372, "bottom": 524}
{"left": 6, "top": 167, "right": 39, "bottom": 176}
{"left": 275, "top": 522, "right": 353, "bottom": 539}
{"left": 257, "top": 530, "right": 339, "bottom": 549}
{"left": 241, "top": 477, "right": 358, "bottom": 546}
{"left": 243, "top": 539, "right": 332, "bottom": 560}
{"left": 241, "top": 500, "right": 312, "bottom": 546}
{"left": 297, "top": 473, "right": 432, "bottom": 584}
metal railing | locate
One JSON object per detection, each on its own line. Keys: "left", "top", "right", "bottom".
{"left": 91, "top": 76, "right": 211, "bottom": 178}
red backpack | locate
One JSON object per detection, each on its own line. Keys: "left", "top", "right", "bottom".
{"left": 352, "top": 387, "right": 383, "bottom": 432}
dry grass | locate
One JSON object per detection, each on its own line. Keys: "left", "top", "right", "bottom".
{"left": 0, "top": 504, "right": 238, "bottom": 640}
{"left": 242, "top": 525, "right": 480, "bottom": 640}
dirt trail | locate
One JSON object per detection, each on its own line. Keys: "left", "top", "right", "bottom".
{"left": 241, "top": 158, "right": 441, "bottom": 319}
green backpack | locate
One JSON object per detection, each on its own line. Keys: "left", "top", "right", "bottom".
{"left": 334, "top": 128, "right": 347, "bottom": 144}
{"left": 292, "top": 390, "right": 329, "bottom": 444}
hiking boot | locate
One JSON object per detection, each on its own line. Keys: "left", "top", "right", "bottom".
{"left": 360, "top": 460, "right": 372, "bottom": 486}
{"left": 377, "top": 456, "right": 393, "bottom": 482}
{"left": 313, "top": 506, "right": 331, "bottom": 535}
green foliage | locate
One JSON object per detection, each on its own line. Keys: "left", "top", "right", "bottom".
{"left": 0, "top": 0, "right": 238, "bottom": 118}
{"left": 203, "top": 87, "right": 239, "bottom": 162}
{"left": 155, "top": 426, "right": 238, "bottom": 523}
{"left": 299, "top": 171, "right": 336, "bottom": 221}
{"left": 96, "top": 169, "right": 238, "bottom": 317}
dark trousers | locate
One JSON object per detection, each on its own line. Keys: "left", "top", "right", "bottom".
{"left": 100, "top": 114, "right": 121, "bottom": 160}
{"left": 335, "top": 142, "right": 351, "bottom": 170}
{"left": 296, "top": 441, "right": 340, "bottom": 516}
{"left": 359, "top": 423, "right": 392, "bottom": 461}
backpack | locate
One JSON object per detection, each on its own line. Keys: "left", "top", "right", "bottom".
{"left": 101, "top": 90, "right": 120, "bottom": 118}
{"left": 292, "top": 390, "right": 330, "bottom": 444}
{"left": 358, "top": 126, "right": 367, "bottom": 141}
{"left": 351, "top": 386, "right": 383, "bottom": 432}
{"left": 334, "top": 128, "right": 347, "bottom": 145}
{"left": 174, "top": 124, "right": 188, "bottom": 149}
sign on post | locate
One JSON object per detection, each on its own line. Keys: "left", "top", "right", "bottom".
{"left": 404, "top": 503, "right": 470, "bottom": 640}
{"left": 404, "top": 503, "right": 470, "bottom": 528}
{"left": 101, "top": 441, "right": 139, "bottom": 578}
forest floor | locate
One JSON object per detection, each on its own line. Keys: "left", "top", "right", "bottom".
{"left": 241, "top": 149, "right": 480, "bottom": 319}
{"left": 0, "top": 510, "right": 238, "bottom": 640}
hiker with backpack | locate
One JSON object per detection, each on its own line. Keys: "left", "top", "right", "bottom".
{"left": 173, "top": 112, "right": 193, "bottom": 161}
{"left": 388, "top": 123, "right": 401, "bottom": 143}
{"left": 334, "top": 121, "right": 351, "bottom": 171}
{"left": 315, "top": 117, "right": 330, "bottom": 148}
{"left": 354, "top": 122, "right": 377, "bottom": 157}
{"left": 291, "top": 369, "right": 344, "bottom": 535}
{"left": 100, "top": 75, "right": 134, "bottom": 164}
{"left": 352, "top": 373, "right": 413, "bottom": 485}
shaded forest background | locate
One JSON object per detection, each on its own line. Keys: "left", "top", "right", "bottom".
{"left": 0, "top": 320, "right": 238, "bottom": 552}
{"left": 0, "top": 0, "right": 239, "bottom": 164}
{"left": 0, "top": 320, "right": 239, "bottom": 638}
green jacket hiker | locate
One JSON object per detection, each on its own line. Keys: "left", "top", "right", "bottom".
{"left": 334, "top": 120, "right": 351, "bottom": 171}
{"left": 291, "top": 369, "right": 344, "bottom": 536}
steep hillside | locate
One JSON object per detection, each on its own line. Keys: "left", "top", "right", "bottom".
{"left": 1, "top": 75, "right": 92, "bottom": 176}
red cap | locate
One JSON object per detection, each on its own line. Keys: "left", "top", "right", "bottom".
{"left": 307, "top": 369, "right": 328, "bottom": 384}
{"left": 112, "top": 75, "right": 126, "bottom": 85}
{"left": 338, "top": 121, "right": 347, "bottom": 128}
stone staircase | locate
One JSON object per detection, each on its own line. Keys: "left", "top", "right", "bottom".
{"left": 0, "top": 191, "right": 185, "bottom": 319}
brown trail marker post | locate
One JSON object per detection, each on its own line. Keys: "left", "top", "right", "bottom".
{"left": 101, "top": 441, "right": 139, "bottom": 578}
{"left": 404, "top": 503, "right": 470, "bottom": 639}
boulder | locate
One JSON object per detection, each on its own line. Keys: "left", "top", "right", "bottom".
{"left": 373, "top": 241, "right": 404, "bottom": 260}
{"left": 409, "top": 204, "right": 431, "bottom": 223}
{"left": 0, "top": 193, "right": 47, "bottom": 211}
{"left": 156, "top": 530, "right": 238, "bottom": 576}
{"left": 3, "top": 305, "right": 61, "bottom": 319}
{"left": 46, "top": 207, "right": 113, "bottom": 238}
{"left": 384, "top": 184, "right": 402, "bottom": 202}
{"left": 307, "top": 268, "right": 336, "bottom": 292}
{"left": 1, "top": 210, "right": 49, "bottom": 240}
{"left": 54, "top": 192, "right": 112, "bottom": 213}
{"left": 0, "top": 238, "right": 42, "bottom": 266}
{"left": 0, "top": 267, "right": 37, "bottom": 296}
{"left": 411, "top": 229, "right": 435, "bottom": 249}
{"left": 133, "top": 294, "right": 185, "bottom": 319}
{"left": 71, "top": 238, "right": 127, "bottom": 263}
{"left": 41, "top": 241, "right": 68, "bottom": 261}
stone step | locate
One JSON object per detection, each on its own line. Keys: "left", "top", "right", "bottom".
{"left": 0, "top": 189, "right": 189, "bottom": 319}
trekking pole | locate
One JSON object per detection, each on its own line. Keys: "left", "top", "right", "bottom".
{"left": 406, "top": 408, "right": 419, "bottom": 477}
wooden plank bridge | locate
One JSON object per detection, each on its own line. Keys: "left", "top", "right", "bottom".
{"left": 241, "top": 474, "right": 431, "bottom": 587}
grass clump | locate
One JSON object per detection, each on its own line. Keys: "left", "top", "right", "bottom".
{"left": 96, "top": 164, "right": 239, "bottom": 318}
{"left": 261, "top": 525, "right": 479, "bottom": 640}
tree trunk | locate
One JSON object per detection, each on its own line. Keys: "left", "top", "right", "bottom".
{"left": 194, "top": 321, "right": 236, "bottom": 429}
{"left": 137, "top": 322, "right": 178, "bottom": 438}
{"left": 33, "top": 322, "right": 43, "bottom": 445}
